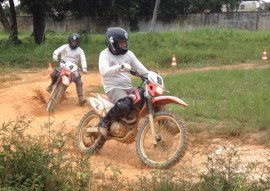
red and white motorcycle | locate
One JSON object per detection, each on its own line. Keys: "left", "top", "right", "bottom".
{"left": 46, "top": 61, "right": 78, "bottom": 113}
{"left": 76, "top": 70, "right": 189, "bottom": 169}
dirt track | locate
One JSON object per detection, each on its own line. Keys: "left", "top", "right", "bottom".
{"left": 0, "top": 63, "right": 269, "bottom": 179}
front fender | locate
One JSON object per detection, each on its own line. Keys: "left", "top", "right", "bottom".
{"left": 138, "top": 96, "right": 188, "bottom": 118}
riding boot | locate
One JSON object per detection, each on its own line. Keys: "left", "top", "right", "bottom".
{"left": 98, "top": 104, "right": 121, "bottom": 138}
{"left": 98, "top": 118, "right": 110, "bottom": 138}
{"left": 46, "top": 70, "right": 58, "bottom": 93}
{"left": 46, "top": 84, "right": 53, "bottom": 93}
{"left": 79, "top": 96, "right": 86, "bottom": 106}
{"left": 75, "top": 81, "right": 86, "bottom": 106}
{"left": 98, "top": 97, "right": 133, "bottom": 138}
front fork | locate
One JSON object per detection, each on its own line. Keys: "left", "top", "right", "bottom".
{"left": 50, "top": 75, "right": 61, "bottom": 96}
{"left": 145, "top": 96, "right": 157, "bottom": 145}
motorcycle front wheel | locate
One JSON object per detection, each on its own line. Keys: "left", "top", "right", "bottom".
{"left": 136, "top": 111, "right": 189, "bottom": 169}
{"left": 46, "top": 83, "right": 67, "bottom": 113}
{"left": 76, "top": 111, "right": 106, "bottom": 154}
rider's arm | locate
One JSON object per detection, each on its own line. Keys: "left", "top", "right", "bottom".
{"left": 128, "top": 51, "right": 149, "bottom": 75}
{"left": 99, "top": 50, "right": 122, "bottom": 77}
{"left": 53, "top": 44, "right": 68, "bottom": 60}
{"left": 79, "top": 49, "right": 87, "bottom": 70}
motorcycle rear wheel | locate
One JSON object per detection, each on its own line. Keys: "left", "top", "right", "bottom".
{"left": 136, "top": 111, "right": 189, "bottom": 169}
{"left": 76, "top": 111, "right": 106, "bottom": 154}
{"left": 46, "top": 83, "right": 67, "bottom": 113}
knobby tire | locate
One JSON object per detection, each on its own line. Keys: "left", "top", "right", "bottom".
{"left": 136, "top": 111, "right": 189, "bottom": 169}
{"left": 76, "top": 111, "right": 106, "bottom": 154}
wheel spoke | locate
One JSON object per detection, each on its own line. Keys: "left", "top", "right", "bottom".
{"left": 140, "top": 115, "right": 182, "bottom": 163}
{"left": 78, "top": 114, "right": 100, "bottom": 149}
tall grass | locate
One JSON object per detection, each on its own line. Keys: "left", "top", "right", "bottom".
{"left": 0, "top": 27, "right": 270, "bottom": 72}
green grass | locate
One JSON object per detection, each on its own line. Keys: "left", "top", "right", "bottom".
{"left": 160, "top": 67, "right": 270, "bottom": 142}
{"left": 1, "top": 27, "right": 270, "bottom": 72}
{"left": 0, "top": 31, "right": 103, "bottom": 71}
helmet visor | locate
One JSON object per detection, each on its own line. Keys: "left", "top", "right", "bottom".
{"left": 117, "top": 40, "right": 127, "bottom": 49}
{"left": 71, "top": 40, "right": 78, "bottom": 47}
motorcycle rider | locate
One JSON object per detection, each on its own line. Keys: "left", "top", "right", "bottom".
{"left": 98, "top": 27, "right": 149, "bottom": 138}
{"left": 46, "top": 33, "right": 88, "bottom": 106}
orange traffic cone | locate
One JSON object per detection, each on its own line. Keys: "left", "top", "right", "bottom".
{"left": 262, "top": 48, "right": 268, "bottom": 62}
{"left": 172, "top": 54, "right": 177, "bottom": 67}
{"left": 48, "top": 63, "right": 53, "bottom": 78}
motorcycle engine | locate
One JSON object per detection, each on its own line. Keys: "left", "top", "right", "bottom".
{"left": 109, "top": 121, "right": 129, "bottom": 138}
{"left": 110, "top": 110, "right": 138, "bottom": 138}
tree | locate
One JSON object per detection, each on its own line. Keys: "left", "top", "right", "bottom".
{"left": 69, "top": 0, "right": 105, "bottom": 32}
{"left": 0, "top": 0, "right": 21, "bottom": 44}
{"left": 0, "top": 2, "right": 10, "bottom": 30}
{"left": 150, "top": 0, "right": 160, "bottom": 32}
{"left": 32, "top": 1, "right": 47, "bottom": 44}
{"left": 20, "top": 0, "right": 47, "bottom": 44}
{"left": 223, "top": 0, "right": 242, "bottom": 12}
{"left": 20, "top": 0, "right": 71, "bottom": 44}
{"left": 8, "top": 0, "right": 20, "bottom": 44}
{"left": 114, "top": 0, "right": 140, "bottom": 31}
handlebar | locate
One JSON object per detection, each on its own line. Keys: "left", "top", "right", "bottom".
{"left": 52, "top": 59, "right": 87, "bottom": 73}
{"left": 130, "top": 69, "right": 149, "bottom": 82}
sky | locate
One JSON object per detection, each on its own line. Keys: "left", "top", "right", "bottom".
{"left": 5, "top": 0, "right": 20, "bottom": 6}
{"left": 13, "top": 0, "right": 19, "bottom": 6}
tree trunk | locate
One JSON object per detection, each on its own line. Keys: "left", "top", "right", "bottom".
{"left": 8, "top": 0, "right": 21, "bottom": 44}
{"left": 150, "top": 0, "right": 161, "bottom": 32}
{"left": 33, "top": 10, "right": 46, "bottom": 44}
{"left": 0, "top": 4, "right": 10, "bottom": 31}
{"left": 32, "top": 0, "right": 46, "bottom": 44}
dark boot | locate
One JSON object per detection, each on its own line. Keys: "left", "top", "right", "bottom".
{"left": 98, "top": 118, "right": 110, "bottom": 138}
{"left": 97, "top": 106, "right": 119, "bottom": 138}
{"left": 46, "top": 84, "right": 53, "bottom": 93}
{"left": 79, "top": 96, "right": 86, "bottom": 106}
{"left": 75, "top": 80, "right": 86, "bottom": 106}
{"left": 98, "top": 97, "right": 134, "bottom": 137}
{"left": 46, "top": 69, "right": 58, "bottom": 93}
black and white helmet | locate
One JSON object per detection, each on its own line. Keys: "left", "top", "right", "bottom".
{"left": 68, "top": 33, "right": 80, "bottom": 50}
{"left": 105, "top": 27, "right": 129, "bottom": 55}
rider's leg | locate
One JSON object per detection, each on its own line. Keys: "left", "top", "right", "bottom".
{"left": 46, "top": 69, "right": 58, "bottom": 93}
{"left": 73, "top": 73, "right": 86, "bottom": 106}
{"left": 103, "top": 96, "right": 133, "bottom": 121}
{"left": 99, "top": 92, "right": 134, "bottom": 138}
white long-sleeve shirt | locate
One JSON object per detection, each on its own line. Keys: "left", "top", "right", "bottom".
{"left": 53, "top": 44, "right": 87, "bottom": 69}
{"left": 99, "top": 48, "right": 149, "bottom": 93}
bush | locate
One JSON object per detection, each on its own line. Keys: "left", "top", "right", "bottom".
{"left": 0, "top": 117, "right": 92, "bottom": 191}
{"left": 1, "top": 117, "right": 270, "bottom": 190}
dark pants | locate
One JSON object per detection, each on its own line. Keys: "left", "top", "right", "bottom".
{"left": 103, "top": 88, "right": 134, "bottom": 122}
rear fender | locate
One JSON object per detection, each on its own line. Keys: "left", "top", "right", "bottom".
{"left": 87, "top": 93, "right": 113, "bottom": 117}
{"left": 138, "top": 96, "right": 188, "bottom": 118}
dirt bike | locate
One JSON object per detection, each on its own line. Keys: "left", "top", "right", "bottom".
{"left": 76, "top": 70, "right": 189, "bottom": 169}
{"left": 46, "top": 61, "right": 78, "bottom": 113}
